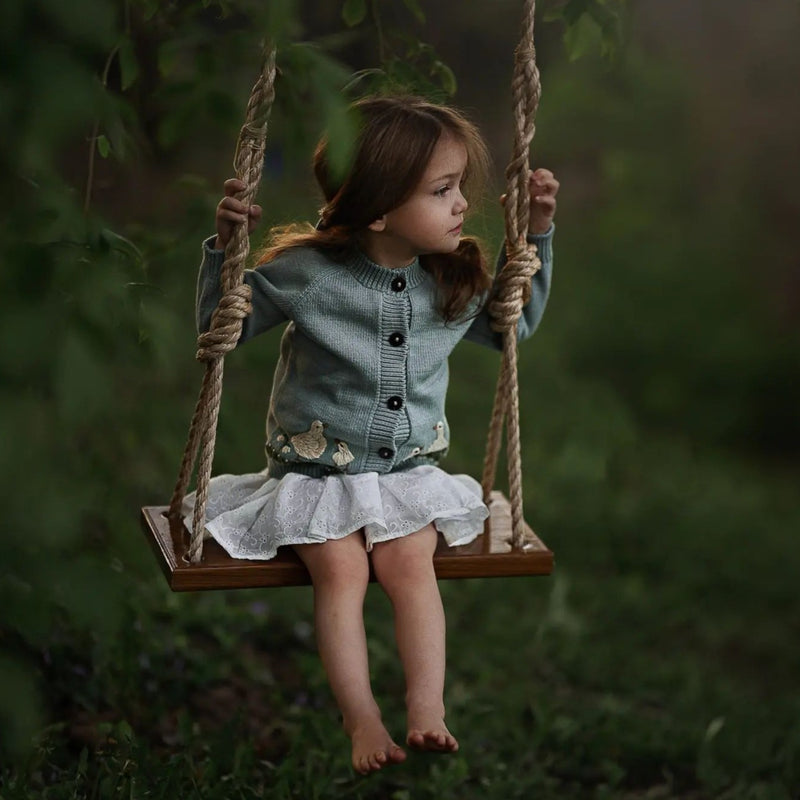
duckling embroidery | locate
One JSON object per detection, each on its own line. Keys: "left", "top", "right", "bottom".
{"left": 401, "top": 446, "right": 422, "bottom": 462}
{"left": 332, "top": 440, "right": 354, "bottom": 469}
{"left": 422, "top": 421, "right": 448, "bottom": 454}
{"left": 291, "top": 420, "right": 328, "bottom": 460}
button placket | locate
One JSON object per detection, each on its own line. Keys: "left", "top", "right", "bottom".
{"left": 365, "top": 290, "right": 411, "bottom": 472}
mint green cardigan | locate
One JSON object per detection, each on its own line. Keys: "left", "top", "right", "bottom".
{"left": 197, "top": 226, "right": 554, "bottom": 478}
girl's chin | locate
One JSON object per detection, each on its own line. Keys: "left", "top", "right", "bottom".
{"left": 438, "top": 238, "right": 463, "bottom": 252}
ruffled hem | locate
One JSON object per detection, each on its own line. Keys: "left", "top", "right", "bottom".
{"left": 182, "top": 465, "right": 488, "bottom": 561}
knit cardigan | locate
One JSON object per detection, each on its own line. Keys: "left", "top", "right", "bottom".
{"left": 197, "top": 226, "right": 554, "bottom": 478}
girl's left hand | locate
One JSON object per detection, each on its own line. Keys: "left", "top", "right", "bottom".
{"left": 528, "top": 168, "right": 559, "bottom": 235}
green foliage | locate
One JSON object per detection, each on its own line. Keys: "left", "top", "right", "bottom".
{"left": 338, "top": 0, "right": 457, "bottom": 99}
{"left": 544, "top": 0, "right": 627, "bottom": 61}
{"left": 342, "top": 0, "right": 368, "bottom": 27}
{"left": 0, "top": 0, "right": 354, "bottom": 762}
{"left": 274, "top": 42, "right": 356, "bottom": 178}
{"left": 1, "top": 0, "right": 799, "bottom": 797}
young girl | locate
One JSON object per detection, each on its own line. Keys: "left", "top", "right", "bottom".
{"left": 188, "top": 95, "right": 558, "bottom": 774}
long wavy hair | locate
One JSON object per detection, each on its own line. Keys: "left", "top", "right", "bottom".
{"left": 256, "top": 95, "right": 493, "bottom": 322}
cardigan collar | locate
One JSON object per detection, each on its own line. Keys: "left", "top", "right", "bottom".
{"left": 345, "top": 247, "right": 428, "bottom": 293}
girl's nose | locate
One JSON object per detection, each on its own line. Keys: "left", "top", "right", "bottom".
{"left": 454, "top": 189, "right": 468, "bottom": 213}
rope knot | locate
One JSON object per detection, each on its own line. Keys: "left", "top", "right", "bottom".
{"left": 196, "top": 284, "right": 253, "bottom": 362}
{"left": 488, "top": 240, "right": 541, "bottom": 333}
{"left": 514, "top": 42, "right": 536, "bottom": 68}
{"left": 234, "top": 123, "right": 268, "bottom": 165}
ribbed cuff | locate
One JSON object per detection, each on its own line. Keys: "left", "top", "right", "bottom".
{"left": 202, "top": 235, "right": 225, "bottom": 270}
{"left": 528, "top": 223, "right": 554, "bottom": 264}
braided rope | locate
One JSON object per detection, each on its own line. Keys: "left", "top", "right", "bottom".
{"left": 168, "top": 46, "right": 277, "bottom": 564}
{"left": 480, "top": 0, "right": 542, "bottom": 548}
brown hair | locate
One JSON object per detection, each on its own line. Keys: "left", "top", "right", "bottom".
{"left": 256, "top": 95, "right": 493, "bottom": 322}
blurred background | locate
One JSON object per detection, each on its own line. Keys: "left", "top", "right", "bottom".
{"left": 1, "top": 0, "right": 798, "bottom": 797}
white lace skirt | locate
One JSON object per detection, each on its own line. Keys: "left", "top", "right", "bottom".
{"left": 181, "top": 464, "right": 489, "bottom": 560}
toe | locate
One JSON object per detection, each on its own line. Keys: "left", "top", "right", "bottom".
{"left": 408, "top": 728, "right": 458, "bottom": 752}
{"left": 426, "top": 731, "right": 445, "bottom": 749}
{"left": 389, "top": 745, "right": 407, "bottom": 764}
{"left": 407, "top": 730, "right": 425, "bottom": 749}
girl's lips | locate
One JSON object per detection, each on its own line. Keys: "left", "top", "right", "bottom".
{"left": 449, "top": 223, "right": 463, "bottom": 235}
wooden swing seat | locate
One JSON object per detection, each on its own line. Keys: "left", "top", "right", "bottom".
{"left": 141, "top": 491, "right": 553, "bottom": 592}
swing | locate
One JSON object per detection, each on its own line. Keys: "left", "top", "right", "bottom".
{"left": 141, "top": 0, "right": 554, "bottom": 591}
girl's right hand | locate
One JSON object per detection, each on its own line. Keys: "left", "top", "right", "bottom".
{"left": 214, "top": 178, "right": 262, "bottom": 250}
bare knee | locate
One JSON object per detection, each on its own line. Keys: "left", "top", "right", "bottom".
{"left": 371, "top": 525, "right": 438, "bottom": 597}
{"left": 295, "top": 532, "right": 370, "bottom": 593}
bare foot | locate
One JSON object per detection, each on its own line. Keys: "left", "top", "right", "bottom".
{"left": 348, "top": 717, "right": 407, "bottom": 774}
{"left": 406, "top": 709, "right": 459, "bottom": 753}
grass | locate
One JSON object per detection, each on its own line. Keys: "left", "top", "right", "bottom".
{"left": 3, "top": 211, "right": 798, "bottom": 798}
{"left": 3, "top": 344, "right": 798, "bottom": 799}
{"left": 2, "top": 5, "right": 798, "bottom": 796}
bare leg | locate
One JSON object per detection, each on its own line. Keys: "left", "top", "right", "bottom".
{"left": 294, "top": 533, "right": 406, "bottom": 774}
{"left": 371, "top": 524, "right": 458, "bottom": 753}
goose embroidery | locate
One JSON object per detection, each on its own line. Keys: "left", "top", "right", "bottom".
{"left": 422, "top": 421, "right": 448, "bottom": 454}
{"left": 291, "top": 420, "right": 328, "bottom": 460}
{"left": 332, "top": 440, "right": 354, "bottom": 469}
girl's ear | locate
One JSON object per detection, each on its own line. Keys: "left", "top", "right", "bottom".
{"left": 368, "top": 215, "right": 387, "bottom": 232}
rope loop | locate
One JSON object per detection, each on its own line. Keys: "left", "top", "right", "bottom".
{"left": 195, "top": 284, "right": 253, "bottom": 362}
{"left": 488, "top": 240, "right": 541, "bottom": 333}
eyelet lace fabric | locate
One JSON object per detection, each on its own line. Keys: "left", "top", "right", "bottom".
{"left": 182, "top": 465, "right": 488, "bottom": 560}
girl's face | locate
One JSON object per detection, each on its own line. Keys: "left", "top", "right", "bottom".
{"left": 367, "top": 134, "right": 469, "bottom": 267}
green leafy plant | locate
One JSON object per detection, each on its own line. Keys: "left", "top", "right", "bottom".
{"left": 8, "top": 3, "right": 798, "bottom": 799}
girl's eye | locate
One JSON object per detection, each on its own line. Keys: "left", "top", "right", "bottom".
{"left": 434, "top": 185, "right": 450, "bottom": 197}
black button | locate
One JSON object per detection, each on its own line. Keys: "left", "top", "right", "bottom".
{"left": 391, "top": 276, "right": 406, "bottom": 292}
{"left": 388, "top": 332, "right": 405, "bottom": 347}
{"left": 378, "top": 447, "right": 394, "bottom": 459}
{"left": 387, "top": 396, "right": 403, "bottom": 410}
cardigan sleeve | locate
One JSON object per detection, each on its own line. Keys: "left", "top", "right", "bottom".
{"left": 462, "top": 224, "right": 554, "bottom": 350}
{"left": 196, "top": 237, "right": 316, "bottom": 344}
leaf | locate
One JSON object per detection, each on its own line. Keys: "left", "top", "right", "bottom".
{"left": 99, "top": 228, "right": 145, "bottom": 263}
{"left": 704, "top": 716, "right": 726, "bottom": 742}
{"left": 117, "top": 35, "right": 139, "bottom": 91}
{"left": 96, "top": 134, "right": 111, "bottom": 158}
{"left": 322, "top": 100, "right": 358, "bottom": 184}
{"left": 342, "top": 67, "right": 386, "bottom": 95}
{"left": 403, "top": 0, "right": 426, "bottom": 23}
{"left": 563, "top": 13, "right": 601, "bottom": 61}
{"left": 342, "top": 0, "right": 367, "bottom": 27}
{"left": 589, "top": 0, "right": 624, "bottom": 60}
{"left": 432, "top": 61, "right": 457, "bottom": 96}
